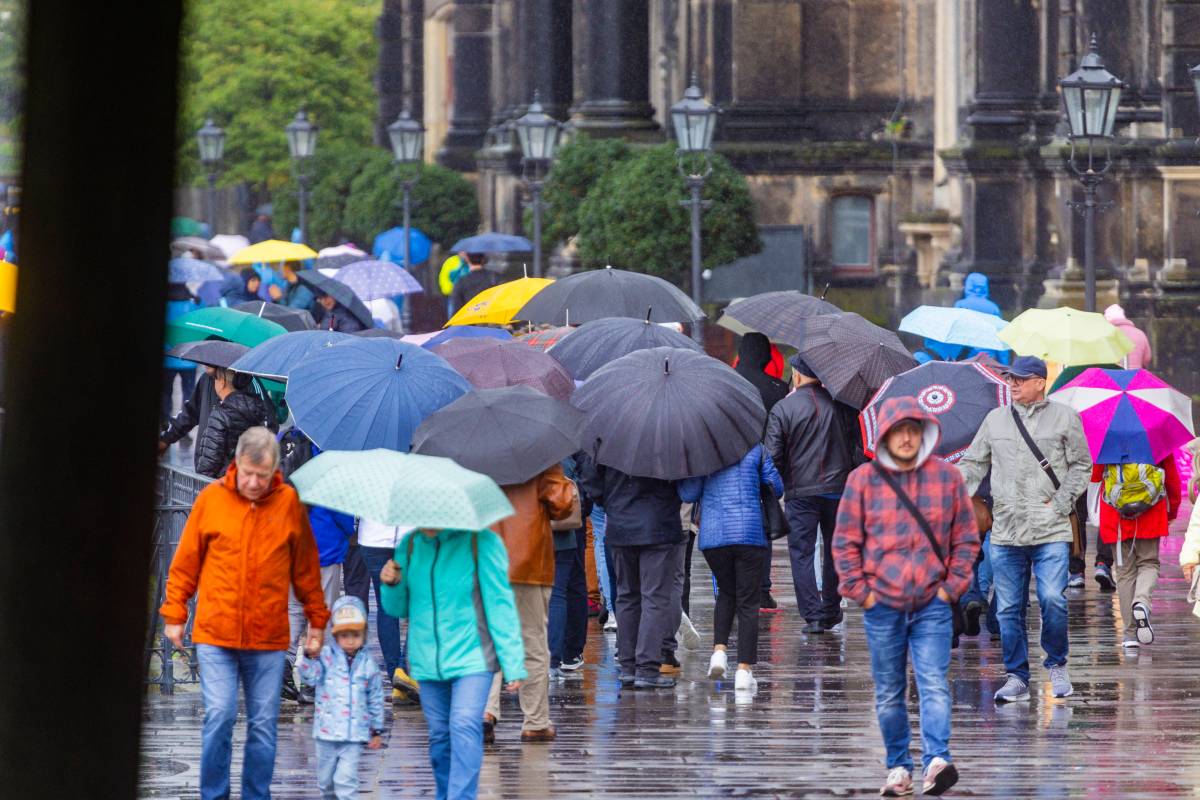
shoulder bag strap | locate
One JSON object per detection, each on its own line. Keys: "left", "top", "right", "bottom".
{"left": 870, "top": 461, "right": 944, "bottom": 565}
{"left": 1010, "top": 407, "right": 1061, "bottom": 490}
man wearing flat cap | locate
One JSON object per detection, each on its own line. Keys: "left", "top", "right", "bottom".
{"left": 764, "top": 354, "right": 860, "bottom": 634}
{"left": 958, "top": 355, "right": 1091, "bottom": 704}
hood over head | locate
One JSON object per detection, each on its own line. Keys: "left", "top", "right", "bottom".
{"left": 963, "top": 272, "right": 990, "bottom": 298}
{"left": 1104, "top": 304, "right": 1128, "bottom": 324}
{"left": 872, "top": 396, "right": 941, "bottom": 472}
{"left": 737, "top": 332, "right": 772, "bottom": 371}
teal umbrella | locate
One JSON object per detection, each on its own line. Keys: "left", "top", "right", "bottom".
{"left": 290, "top": 449, "right": 514, "bottom": 531}
{"left": 165, "top": 307, "right": 288, "bottom": 348}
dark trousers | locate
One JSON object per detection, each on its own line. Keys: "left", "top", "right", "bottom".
{"left": 548, "top": 530, "right": 588, "bottom": 667}
{"left": 1069, "top": 493, "right": 1113, "bottom": 574}
{"left": 681, "top": 531, "right": 696, "bottom": 616}
{"left": 342, "top": 544, "right": 370, "bottom": 609}
{"left": 360, "top": 545, "right": 405, "bottom": 678}
{"left": 761, "top": 545, "right": 773, "bottom": 594}
{"left": 703, "top": 544, "right": 764, "bottom": 664}
{"left": 611, "top": 542, "right": 678, "bottom": 678}
{"left": 785, "top": 495, "right": 843, "bottom": 625}
{"left": 161, "top": 367, "right": 196, "bottom": 421}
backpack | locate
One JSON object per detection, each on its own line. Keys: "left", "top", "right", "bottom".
{"left": 1103, "top": 463, "right": 1166, "bottom": 520}
{"left": 279, "top": 428, "right": 314, "bottom": 481}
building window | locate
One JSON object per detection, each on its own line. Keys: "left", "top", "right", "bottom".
{"left": 830, "top": 195, "right": 874, "bottom": 271}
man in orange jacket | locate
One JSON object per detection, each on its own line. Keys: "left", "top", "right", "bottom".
{"left": 160, "top": 426, "right": 330, "bottom": 800}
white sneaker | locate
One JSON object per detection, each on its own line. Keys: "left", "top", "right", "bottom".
{"left": 734, "top": 668, "right": 757, "bottom": 691}
{"left": 708, "top": 649, "right": 728, "bottom": 679}
{"left": 678, "top": 611, "right": 702, "bottom": 650}
{"left": 603, "top": 615, "right": 617, "bottom": 633}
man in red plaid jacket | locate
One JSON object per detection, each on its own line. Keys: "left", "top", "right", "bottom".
{"left": 833, "top": 396, "right": 979, "bottom": 797}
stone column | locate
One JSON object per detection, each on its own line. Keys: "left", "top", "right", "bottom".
{"left": 437, "top": 0, "right": 493, "bottom": 170}
{"left": 522, "top": 0, "right": 573, "bottom": 120}
{"left": 375, "top": 0, "right": 424, "bottom": 146}
{"left": 964, "top": 0, "right": 1041, "bottom": 139}
{"left": 572, "top": 0, "right": 657, "bottom": 134}
{"left": 1162, "top": 0, "right": 1200, "bottom": 136}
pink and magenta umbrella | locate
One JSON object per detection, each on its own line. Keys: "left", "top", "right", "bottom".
{"left": 1051, "top": 368, "right": 1194, "bottom": 465}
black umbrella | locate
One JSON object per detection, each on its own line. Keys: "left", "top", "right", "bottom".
{"left": 167, "top": 340, "right": 250, "bottom": 369}
{"left": 547, "top": 316, "right": 702, "bottom": 380}
{"left": 718, "top": 290, "right": 840, "bottom": 347}
{"left": 411, "top": 385, "right": 584, "bottom": 486}
{"left": 795, "top": 313, "right": 918, "bottom": 409}
{"left": 572, "top": 347, "right": 765, "bottom": 480}
{"left": 295, "top": 269, "right": 374, "bottom": 329}
{"left": 516, "top": 266, "right": 704, "bottom": 326}
{"left": 233, "top": 300, "right": 317, "bottom": 332}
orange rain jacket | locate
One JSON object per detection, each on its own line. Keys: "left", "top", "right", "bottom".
{"left": 160, "top": 462, "right": 330, "bottom": 650}
{"left": 491, "top": 465, "right": 577, "bottom": 586}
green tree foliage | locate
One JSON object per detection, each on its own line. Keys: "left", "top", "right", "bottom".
{"left": 271, "top": 141, "right": 376, "bottom": 247}
{"left": 576, "top": 143, "right": 761, "bottom": 286}
{"left": 523, "top": 134, "right": 632, "bottom": 252}
{"left": 176, "top": 0, "right": 379, "bottom": 193}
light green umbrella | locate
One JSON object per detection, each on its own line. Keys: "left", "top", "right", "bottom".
{"left": 165, "top": 307, "right": 288, "bottom": 349}
{"left": 290, "top": 449, "right": 514, "bottom": 531}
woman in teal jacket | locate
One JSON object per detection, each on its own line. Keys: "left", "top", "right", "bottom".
{"left": 380, "top": 528, "right": 525, "bottom": 800}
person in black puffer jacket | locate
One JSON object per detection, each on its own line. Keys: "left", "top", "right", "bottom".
{"left": 195, "top": 369, "right": 274, "bottom": 477}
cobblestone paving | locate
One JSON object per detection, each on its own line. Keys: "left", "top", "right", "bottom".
{"left": 140, "top": 520, "right": 1200, "bottom": 798}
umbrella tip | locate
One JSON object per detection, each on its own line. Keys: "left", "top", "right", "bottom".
{"left": 645, "top": 307, "right": 652, "bottom": 324}
{"left": 664, "top": 357, "right": 670, "bottom": 375}
{"left": 396, "top": 353, "right": 403, "bottom": 370}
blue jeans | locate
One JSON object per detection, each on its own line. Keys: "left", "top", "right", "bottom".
{"left": 991, "top": 541, "right": 1069, "bottom": 683}
{"left": 360, "top": 544, "right": 406, "bottom": 678}
{"left": 196, "top": 644, "right": 286, "bottom": 800}
{"left": 548, "top": 529, "right": 588, "bottom": 667}
{"left": 419, "top": 672, "right": 494, "bottom": 800}
{"left": 862, "top": 598, "right": 954, "bottom": 772}
{"left": 591, "top": 506, "right": 615, "bottom": 613}
{"left": 315, "top": 739, "right": 361, "bottom": 800}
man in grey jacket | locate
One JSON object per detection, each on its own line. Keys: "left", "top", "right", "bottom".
{"left": 958, "top": 356, "right": 1091, "bottom": 703}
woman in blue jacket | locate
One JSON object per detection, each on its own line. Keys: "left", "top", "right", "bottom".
{"left": 679, "top": 444, "right": 783, "bottom": 693}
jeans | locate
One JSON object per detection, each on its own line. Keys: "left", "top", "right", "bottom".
{"left": 342, "top": 544, "right": 370, "bottom": 609}
{"left": 315, "top": 739, "right": 361, "bottom": 800}
{"left": 591, "top": 507, "right": 614, "bottom": 613}
{"left": 548, "top": 530, "right": 588, "bottom": 667}
{"left": 360, "top": 544, "right": 405, "bottom": 678}
{"left": 991, "top": 541, "right": 1070, "bottom": 683}
{"left": 863, "top": 598, "right": 954, "bottom": 772}
{"left": 420, "top": 671, "right": 494, "bottom": 800}
{"left": 196, "top": 644, "right": 286, "bottom": 800}
{"left": 703, "top": 544, "right": 764, "bottom": 664}
{"left": 611, "top": 542, "right": 679, "bottom": 678}
{"left": 785, "top": 495, "right": 842, "bottom": 624}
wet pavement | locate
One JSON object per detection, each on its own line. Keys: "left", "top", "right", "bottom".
{"left": 140, "top": 511, "right": 1200, "bottom": 798}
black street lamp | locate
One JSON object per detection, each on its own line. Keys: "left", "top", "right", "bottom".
{"left": 671, "top": 75, "right": 719, "bottom": 345}
{"left": 1059, "top": 34, "right": 1124, "bottom": 312}
{"left": 388, "top": 107, "right": 425, "bottom": 333}
{"left": 515, "top": 91, "right": 562, "bottom": 278}
{"left": 285, "top": 108, "right": 318, "bottom": 243}
{"left": 196, "top": 117, "right": 225, "bottom": 236}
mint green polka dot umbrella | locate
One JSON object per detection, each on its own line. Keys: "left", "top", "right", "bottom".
{"left": 289, "top": 449, "right": 514, "bottom": 530}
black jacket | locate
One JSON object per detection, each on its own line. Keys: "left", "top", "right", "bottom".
{"left": 314, "top": 302, "right": 367, "bottom": 333}
{"left": 578, "top": 456, "right": 683, "bottom": 548}
{"left": 195, "top": 390, "right": 274, "bottom": 477}
{"left": 450, "top": 268, "right": 501, "bottom": 313}
{"left": 763, "top": 384, "right": 857, "bottom": 497}
{"left": 734, "top": 333, "right": 788, "bottom": 414}
{"left": 161, "top": 373, "right": 218, "bottom": 448}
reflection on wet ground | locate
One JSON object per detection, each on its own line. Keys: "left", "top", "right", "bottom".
{"left": 140, "top": 509, "right": 1200, "bottom": 798}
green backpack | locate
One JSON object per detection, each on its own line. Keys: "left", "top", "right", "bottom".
{"left": 1103, "top": 463, "right": 1166, "bottom": 520}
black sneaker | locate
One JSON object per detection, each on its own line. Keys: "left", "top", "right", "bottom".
{"left": 298, "top": 685, "right": 316, "bottom": 705}
{"left": 634, "top": 675, "right": 676, "bottom": 690}
{"left": 1094, "top": 564, "right": 1116, "bottom": 592}
{"left": 963, "top": 601, "right": 983, "bottom": 636}
{"left": 760, "top": 592, "right": 778, "bottom": 611}
{"left": 803, "top": 621, "right": 825, "bottom": 634}
{"left": 483, "top": 718, "right": 495, "bottom": 744}
{"left": 560, "top": 655, "right": 584, "bottom": 672}
{"left": 661, "top": 651, "right": 681, "bottom": 669}
{"left": 618, "top": 671, "right": 636, "bottom": 687}
{"left": 280, "top": 671, "right": 299, "bottom": 702}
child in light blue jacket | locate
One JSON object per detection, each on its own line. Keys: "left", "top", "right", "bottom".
{"left": 298, "top": 595, "right": 386, "bottom": 800}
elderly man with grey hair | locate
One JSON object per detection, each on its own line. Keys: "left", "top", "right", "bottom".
{"left": 161, "top": 426, "right": 329, "bottom": 800}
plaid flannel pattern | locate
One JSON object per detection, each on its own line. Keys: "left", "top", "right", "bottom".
{"left": 832, "top": 457, "right": 979, "bottom": 612}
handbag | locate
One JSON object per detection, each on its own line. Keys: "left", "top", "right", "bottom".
{"left": 870, "top": 462, "right": 966, "bottom": 638}
{"left": 761, "top": 484, "right": 790, "bottom": 541}
{"left": 1010, "top": 408, "right": 1084, "bottom": 558}
{"left": 551, "top": 480, "right": 584, "bottom": 532}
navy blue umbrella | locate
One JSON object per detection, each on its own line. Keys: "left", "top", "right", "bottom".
{"left": 420, "top": 325, "right": 513, "bottom": 350}
{"left": 286, "top": 338, "right": 471, "bottom": 452}
{"left": 450, "top": 232, "right": 533, "bottom": 253}
{"left": 230, "top": 330, "right": 352, "bottom": 381}
{"left": 295, "top": 269, "right": 375, "bottom": 329}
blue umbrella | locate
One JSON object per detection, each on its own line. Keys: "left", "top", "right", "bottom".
{"left": 373, "top": 226, "right": 432, "bottom": 265}
{"left": 286, "top": 338, "right": 472, "bottom": 452}
{"left": 168, "top": 257, "right": 224, "bottom": 284}
{"left": 230, "top": 330, "right": 353, "bottom": 381}
{"left": 450, "top": 232, "right": 533, "bottom": 253}
{"left": 899, "top": 306, "right": 1008, "bottom": 352}
{"left": 334, "top": 259, "right": 424, "bottom": 300}
{"left": 420, "top": 325, "right": 513, "bottom": 350}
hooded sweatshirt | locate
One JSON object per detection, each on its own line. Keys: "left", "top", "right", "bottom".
{"left": 832, "top": 396, "right": 979, "bottom": 612}
{"left": 1104, "top": 304, "right": 1152, "bottom": 369}
{"left": 298, "top": 596, "right": 385, "bottom": 743}
{"left": 954, "top": 272, "right": 1001, "bottom": 317}
{"left": 733, "top": 333, "right": 789, "bottom": 413}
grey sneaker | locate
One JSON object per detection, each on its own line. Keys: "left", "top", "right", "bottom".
{"left": 678, "top": 612, "right": 702, "bottom": 650}
{"left": 994, "top": 674, "right": 1030, "bottom": 703}
{"left": 1049, "top": 665, "right": 1073, "bottom": 698}
{"left": 1067, "top": 573, "right": 1085, "bottom": 589}
{"left": 1131, "top": 601, "right": 1154, "bottom": 644}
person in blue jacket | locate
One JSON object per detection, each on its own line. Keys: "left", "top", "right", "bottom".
{"left": 679, "top": 444, "right": 784, "bottom": 694}
{"left": 954, "top": 272, "right": 1001, "bottom": 317}
{"left": 162, "top": 283, "right": 199, "bottom": 425}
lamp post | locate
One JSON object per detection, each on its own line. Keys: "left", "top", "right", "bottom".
{"left": 285, "top": 108, "right": 318, "bottom": 243}
{"left": 515, "top": 92, "right": 562, "bottom": 278}
{"left": 1059, "top": 34, "right": 1124, "bottom": 312}
{"left": 388, "top": 107, "right": 425, "bottom": 333}
{"left": 671, "top": 75, "right": 719, "bottom": 345}
{"left": 196, "top": 117, "right": 225, "bottom": 236}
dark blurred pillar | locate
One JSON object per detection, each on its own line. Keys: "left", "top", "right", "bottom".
{"left": 376, "top": 0, "right": 425, "bottom": 145}
{"left": 572, "top": 0, "right": 657, "bottom": 134}
{"left": 522, "top": 0, "right": 573, "bottom": 120}
{"left": 0, "top": 0, "right": 180, "bottom": 797}
{"left": 438, "top": 0, "right": 493, "bottom": 170}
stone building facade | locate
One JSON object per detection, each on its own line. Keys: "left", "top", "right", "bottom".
{"left": 384, "top": 0, "right": 1200, "bottom": 396}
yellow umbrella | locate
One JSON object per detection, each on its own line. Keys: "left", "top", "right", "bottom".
{"left": 0, "top": 260, "right": 16, "bottom": 313}
{"left": 227, "top": 239, "right": 318, "bottom": 265}
{"left": 998, "top": 306, "right": 1133, "bottom": 366}
{"left": 445, "top": 277, "right": 553, "bottom": 327}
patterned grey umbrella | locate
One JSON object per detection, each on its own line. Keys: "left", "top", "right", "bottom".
{"left": 794, "top": 313, "right": 918, "bottom": 409}
{"left": 572, "top": 347, "right": 765, "bottom": 480}
{"left": 333, "top": 260, "right": 424, "bottom": 300}
{"left": 547, "top": 316, "right": 702, "bottom": 380}
{"left": 432, "top": 338, "right": 575, "bottom": 400}
{"left": 717, "top": 290, "right": 840, "bottom": 347}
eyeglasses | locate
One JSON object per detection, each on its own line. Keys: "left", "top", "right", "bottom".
{"left": 1004, "top": 374, "right": 1044, "bottom": 386}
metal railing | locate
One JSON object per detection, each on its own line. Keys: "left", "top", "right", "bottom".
{"left": 145, "top": 463, "right": 213, "bottom": 694}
